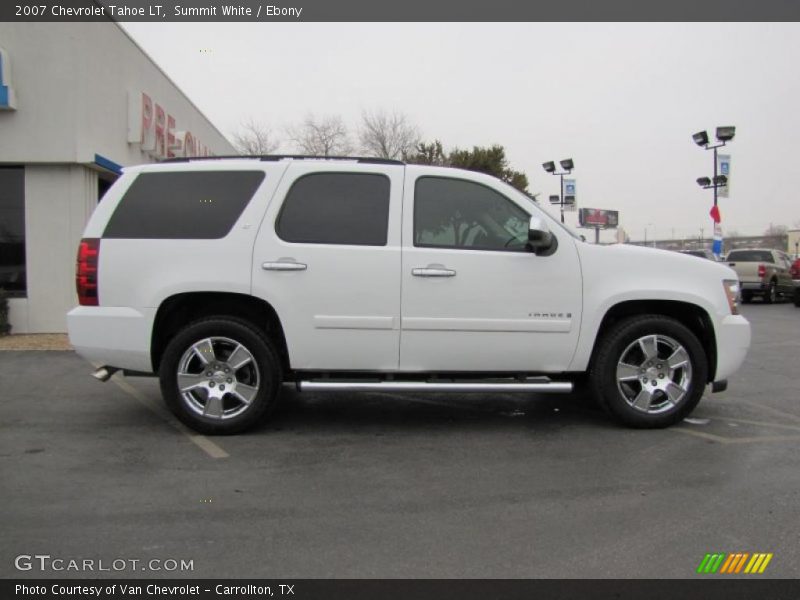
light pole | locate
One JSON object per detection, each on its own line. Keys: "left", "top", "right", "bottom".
{"left": 542, "top": 159, "right": 574, "bottom": 224}
{"left": 693, "top": 126, "right": 735, "bottom": 256}
{"left": 645, "top": 222, "right": 655, "bottom": 248}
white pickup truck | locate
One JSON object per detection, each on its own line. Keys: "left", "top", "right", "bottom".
{"left": 67, "top": 156, "right": 751, "bottom": 434}
{"left": 725, "top": 248, "right": 795, "bottom": 304}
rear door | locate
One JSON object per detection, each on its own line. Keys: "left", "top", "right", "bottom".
{"left": 251, "top": 161, "right": 404, "bottom": 371}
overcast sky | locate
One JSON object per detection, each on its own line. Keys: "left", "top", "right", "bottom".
{"left": 122, "top": 22, "right": 800, "bottom": 242}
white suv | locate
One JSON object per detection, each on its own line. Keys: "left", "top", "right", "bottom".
{"left": 68, "top": 156, "right": 751, "bottom": 434}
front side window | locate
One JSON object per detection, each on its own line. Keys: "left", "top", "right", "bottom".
{"left": 0, "top": 166, "right": 26, "bottom": 297}
{"left": 414, "top": 176, "right": 530, "bottom": 251}
{"left": 276, "top": 173, "right": 390, "bottom": 246}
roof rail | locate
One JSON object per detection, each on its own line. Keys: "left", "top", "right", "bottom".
{"left": 159, "top": 155, "right": 405, "bottom": 166}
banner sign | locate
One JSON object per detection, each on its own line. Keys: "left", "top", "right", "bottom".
{"left": 712, "top": 222, "right": 723, "bottom": 257}
{"left": 717, "top": 154, "right": 731, "bottom": 198}
{"left": 579, "top": 208, "right": 619, "bottom": 229}
{"left": 563, "top": 179, "right": 576, "bottom": 202}
{"left": 0, "top": 46, "right": 17, "bottom": 110}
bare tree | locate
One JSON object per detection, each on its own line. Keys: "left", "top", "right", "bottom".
{"left": 232, "top": 118, "right": 280, "bottom": 155}
{"left": 287, "top": 114, "right": 352, "bottom": 156}
{"left": 763, "top": 223, "right": 789, "bottom": 250}
{"left": 359, "top": 109, "right": 420, "bottom": 159}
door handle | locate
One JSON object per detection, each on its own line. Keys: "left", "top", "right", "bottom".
{"left": 412, "top": 267, "right": 456, "bottom": 278}
{"left": 262, "top": 260, "right": 307, "bottom": 271}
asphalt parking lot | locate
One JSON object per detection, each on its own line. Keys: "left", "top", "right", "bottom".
{"left": 1, "top": 303, "right": 798, "bottom": 579}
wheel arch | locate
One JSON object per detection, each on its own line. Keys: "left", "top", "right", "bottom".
{"left": 589, "top": 300, "right": 717, "bottom": 382}
{"left": 151, "top": 292, "right": 290, "bottom": 375}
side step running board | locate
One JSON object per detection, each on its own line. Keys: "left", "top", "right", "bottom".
{"left": 297, "top": 379, "right": 573, "bottom": 393}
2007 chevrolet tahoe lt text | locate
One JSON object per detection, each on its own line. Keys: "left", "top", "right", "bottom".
{"left": 67, "top": 156, "right": 751, "bottom": 434}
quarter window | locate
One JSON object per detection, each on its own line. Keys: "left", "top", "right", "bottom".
{"left": 414, "top": 177, "right": 530, "bottom": 251}
{"left": 103, "top": 171, "right": 265, "bottom": 239}
{"left": 276, "top": 173, "right": 390, "bottom": 246}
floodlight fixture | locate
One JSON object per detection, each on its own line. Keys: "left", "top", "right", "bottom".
{"left": 715, "top": 126, "right": 736, "bottom": 142}
{"left": 560, "top": 158, "right": 574, "bottom": 171}
{"left": 696, "top": 177, "right": 711, "bottom": 187}
{"left": 542, "top": 161, "right": 556, "bottom": 173}
{"left": 692, "top": 131, "right": 709, "bottom": 147}
{"left": 713, "top": 174, "right": 728, "bottom": 186}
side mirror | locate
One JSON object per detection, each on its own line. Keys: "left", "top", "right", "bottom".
{"left": 528, "top": 216, "right": 555, "bottom": 255}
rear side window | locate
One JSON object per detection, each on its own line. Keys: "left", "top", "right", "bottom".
{"left": 727, "top": 250, "right": 773, "bottom": 262}
{"left": 103, "top": 171, "right": 265, "bottom": 239}
{"left": 276, "top": 173, "right": 390, "bottom": 246}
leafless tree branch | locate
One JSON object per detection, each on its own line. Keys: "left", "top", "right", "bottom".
{"left": 359, "top": 109, "right": 420, "bottom": 159}
{"left": 287, "top": 114, "right": 352, "bottom": 156}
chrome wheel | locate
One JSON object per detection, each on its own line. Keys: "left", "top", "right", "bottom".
{"left": 176, "top": 336, "right": 260, "bottom": 420}
{"left": 615, "top": 334, "right": 692, "bottom": 414}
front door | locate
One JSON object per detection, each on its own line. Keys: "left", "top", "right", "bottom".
{"left": 399, "top": 168, "right": 582, "bottom": 372}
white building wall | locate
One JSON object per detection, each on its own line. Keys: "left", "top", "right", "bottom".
{"left": 9, "top": 165, "right": 99, "bottom": 333}
{"left": 0, "top": 22, "right": 236, "bottom": 333}
{"left": 0, "top": 22, "right": 234, "bottom": 164}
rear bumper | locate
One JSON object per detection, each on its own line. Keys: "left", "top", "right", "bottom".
{"left": 714, "top": 314, "right": 751, "bottom": 381}
{"left": 740, "top": 281, "right": 766, "bottom": 292}
{"left": 67, "top": 306, "right": 155, "bottom": 373}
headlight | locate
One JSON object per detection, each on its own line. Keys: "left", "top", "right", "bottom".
{"left": 723, "top": 279, "right": 740, "bottom": 315}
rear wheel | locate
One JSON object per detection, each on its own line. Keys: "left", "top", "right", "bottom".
{"left": 741, "top": 291, "right": 752, "bottom": 304}
{"left": 589, "top": 315, "right": 708, "bottom": 428}
{"left": 764, "top": 280, "right": 777, "bottom": 304}
{"left": 159, "top": 318, "right": 282, "bottom": 434}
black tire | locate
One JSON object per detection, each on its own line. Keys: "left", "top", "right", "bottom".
{"left": 589, "top": 315, "right": 708, "bottom": 429}
{"left": 764, "top": 280, "right": 777, "bottom": 304}
{"left": 741, "top": 291, "right": 752, "bottom": 304}
{"left": 159, "top": 317, "right": 282, "bottom": 435}
{"left": 794, "top": 288, "right": 800, "bottom": 307}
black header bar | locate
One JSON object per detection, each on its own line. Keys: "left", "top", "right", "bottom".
{"left": 3, "top": 0, "right": 800, "bottom": 22}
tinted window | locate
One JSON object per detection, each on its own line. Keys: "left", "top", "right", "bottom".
{"left": 414, "top": 177, "right": 530, "bottom": 251}
{"left": 104, "top": 171, "right": 265, "bottom": 239}
{"left": 726, "top": 250, "right": 774, "bottom": 262}
{"left": 276, "top": 173, "right": 390, "bottom": 246}
{"left": 0, "top": 167, "right": 26, "bottom": 297}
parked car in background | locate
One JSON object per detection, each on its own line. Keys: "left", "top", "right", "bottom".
{"left": 790, "top": 257, "right": 800, "bottom": 285}
{"left": 792, "top": 258, "right": 800, "bottom": 307}
{"left": 726, "top": 249, "right": 795, "bottom": 303}
{"left": 681, "top": 249, "right": 717, "bottom": 261}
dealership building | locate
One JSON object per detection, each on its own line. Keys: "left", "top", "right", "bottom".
{"left": 0, "top": 22, "right": 235, "bottom": 333}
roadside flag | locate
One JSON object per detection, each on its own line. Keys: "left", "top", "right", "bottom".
{"left": 709, "top": 205, "right": 721, "bottom": 223}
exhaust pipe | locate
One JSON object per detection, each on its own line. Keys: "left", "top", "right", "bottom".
{"left": 92, "top": 366, "right": 118, "bottom": 382}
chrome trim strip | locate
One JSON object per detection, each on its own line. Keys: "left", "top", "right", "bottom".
{"left": 298, "top": 381, "right": 573, "bottom": 393}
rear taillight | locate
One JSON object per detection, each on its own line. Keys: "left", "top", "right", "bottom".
{"left": 758, "top": 264, "right": 766, "bottom": 278}
{"left": 76, "top": 238, "right": 100, "bottom": 306}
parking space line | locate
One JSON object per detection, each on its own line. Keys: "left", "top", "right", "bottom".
{"left": 722, "top": 417, "right": 800, "bottom": 433}
{"left": 741, "top": 401, "right": 800, "bottom": 425}
{"left": 673, "top": 428, "right": 732, "bottom": 443}
{"left": 106, "top": 372, "right": 230, "bottom": 459}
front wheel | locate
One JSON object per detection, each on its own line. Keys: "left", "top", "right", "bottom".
{"left": 589, "top": 315, "right": 708, "bottom": 428}
{"left": 159, "top": 318, "right": 282, "bottom": 434}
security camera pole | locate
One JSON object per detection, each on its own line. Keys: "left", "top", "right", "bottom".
{"left": 542, "top": 158, "right": 574, "bottom": 223}
{"left": 693, "top": 126, "right": 735, "bottom": 257}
